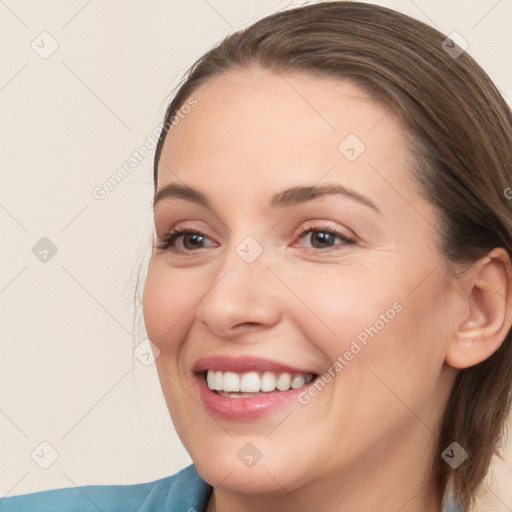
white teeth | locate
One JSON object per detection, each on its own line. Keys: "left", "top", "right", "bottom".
{"left": 218, "top": 391, "right": 258, "bottom": 399}
{"left": 207, "top": 370, "right": 215, "bottom": 390}
{"left": 261, "top": 371, "right": 276, "bottom": 392}
{"left": 205, "top": 370, "right": 314, "bottom": 394}
{"left": 214, "top": 371, "right": 223, "bottom": 391}
{"left": 291, "top": 375, "right": 306, "bottom": 389}
{"left": 276, "top": 372, "right": 292, "bottom": 391}
{"left": 240, "top": 372, "right": 260, "bottom": 392}
{"left": 223, "top": 372, "right": 240, "bottom": 392}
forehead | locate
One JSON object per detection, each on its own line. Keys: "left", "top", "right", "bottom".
{"left": 156, "top": 67, "right": 417, "bottom": 209}
{"left": 162, "top": 66, "right": 398, "bottom": 150}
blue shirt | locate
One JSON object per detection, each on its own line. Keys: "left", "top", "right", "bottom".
{"left": 0, "top": 465, "right": 211, "bottom": 512}
{"left": 0, "top": 464, "right": 463, "bottom": 511}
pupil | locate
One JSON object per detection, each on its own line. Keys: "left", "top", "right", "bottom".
{"left": 312, "top": 231, "right": 333, "bottom": 248}
{"left": 184, "top": 233, "right": 204, "bottom": 249}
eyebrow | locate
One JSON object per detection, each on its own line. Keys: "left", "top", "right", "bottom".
{"left": 153, "top": 183, "right": 380, "bottom": 214}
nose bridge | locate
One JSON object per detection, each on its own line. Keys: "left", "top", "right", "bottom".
{"left": 215, "top": 228, "right": 271, "bottom": 289}
{"left": 195, "top": 234, "right": 281, "bottom": 336}
{"left": 204, "top": 234, "right": 271, "bottom": 304}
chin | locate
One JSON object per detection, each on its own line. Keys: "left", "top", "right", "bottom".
{"left": 194, "top": 455, "right": 302, "bottom": 496}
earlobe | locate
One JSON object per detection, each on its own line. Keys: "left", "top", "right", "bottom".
{"left": 445, "top": 248, "right": 512, "bottom": 370}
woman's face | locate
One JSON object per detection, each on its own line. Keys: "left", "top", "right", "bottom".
{"left": 143, "top": 68, "right": 459, "bottom": 497}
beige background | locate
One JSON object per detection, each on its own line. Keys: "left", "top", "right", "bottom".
{"left": 0, "top": 0, "right": 511, "bottom": 509}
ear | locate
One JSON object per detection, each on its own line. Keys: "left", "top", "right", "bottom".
{"left": 446, "top": 248, "right": 512, "bottom": 369}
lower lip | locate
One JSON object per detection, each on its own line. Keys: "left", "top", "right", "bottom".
{"left": 195, "top": 374, "right": 307, "bottom": 421}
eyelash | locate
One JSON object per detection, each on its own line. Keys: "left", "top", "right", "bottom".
{"left": 155, "top": 222, "right": 355, "bottom": 253}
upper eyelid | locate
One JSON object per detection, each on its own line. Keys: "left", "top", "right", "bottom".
{"left": 162, "top": 222, "right": 349, "bottom": 238}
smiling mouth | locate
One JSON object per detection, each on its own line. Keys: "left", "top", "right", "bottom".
{"left": 202, "top": 369, "right": 318, "bottom": 398}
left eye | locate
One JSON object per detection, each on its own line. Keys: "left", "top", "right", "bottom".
{"left": 297, "top": 229, "right": 353, "bottom": 249}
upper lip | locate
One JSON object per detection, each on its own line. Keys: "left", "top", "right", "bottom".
{"left": 193, "top": 355, "right": 318, "bottom": 375}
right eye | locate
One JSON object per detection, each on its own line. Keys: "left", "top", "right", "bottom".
{"left": 156, "top": 229, "right": 217, "bottom": 252}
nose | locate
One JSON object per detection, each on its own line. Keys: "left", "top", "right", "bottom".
{"left": 195, "top": 244, "right": 282, "bottom": 338}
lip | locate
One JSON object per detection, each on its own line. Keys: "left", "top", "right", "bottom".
{"left": 193, "top": 356, "right": 318, "bottom": 421}
{"left": 193, "top": 355, "right": 316, "bottom": 375}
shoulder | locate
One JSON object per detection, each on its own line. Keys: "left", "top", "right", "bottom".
{"left": 0, "top": 464, "right": 212, "bottom": 512}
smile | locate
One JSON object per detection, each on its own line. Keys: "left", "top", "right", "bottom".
{"left": 205, "top": 370, "right": 315, "bottom": 397}
{"left": 193, "top": 356, "right": 320, "bottom": 420}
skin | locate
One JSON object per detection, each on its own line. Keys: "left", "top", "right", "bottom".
{"left": 143, "top": 66, "right": 512, "bottom": 512}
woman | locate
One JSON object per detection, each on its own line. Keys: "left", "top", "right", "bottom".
{"left": 2, "top": 2, "right": 511, "bottom": 511}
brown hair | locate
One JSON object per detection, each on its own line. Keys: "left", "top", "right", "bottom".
{"left": 152, "top": 2, "right": 512, "bottom": 509}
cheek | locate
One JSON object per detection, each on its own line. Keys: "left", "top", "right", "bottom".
{"left": 142, "top": 262, "right": 205, "bottom": 428}
{"left": 142, "top": 261, "right": 203, "bottom": 352}
{"left": 280, "top": 264, "right": 398, "bottom": 356}
{"left": 339, "top": 268, "right": 452, "bottom": 415}
{"left": 285, "top": 262, "right": 449, "bottom": 387}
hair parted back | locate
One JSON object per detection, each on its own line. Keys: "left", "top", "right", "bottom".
{"left": 153, "top": 2, "right": 512, "bottom": 509}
